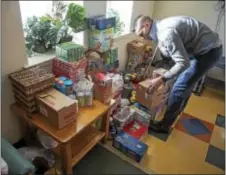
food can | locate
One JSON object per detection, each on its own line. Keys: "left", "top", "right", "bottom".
{"left": 77, "top": 92, "right": 85, "bottom": 107}
{"left": 64, "top": 80, "right": 73, "bottom": 95}
{"left": 75, "top": 100, "right": 79, "bottom": 113}
{"left": 85, "top": 92, "right": 93, "bottom": 106}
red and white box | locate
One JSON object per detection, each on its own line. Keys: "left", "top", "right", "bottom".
{"left": 123, "top": 120, "right": 148, "bottom": 140}
{"left": 52, "top": 57, "right": 88, "bottom": 83}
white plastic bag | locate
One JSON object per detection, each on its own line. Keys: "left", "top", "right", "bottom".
{"left": 36, "top": 129, "right": 59, "bottom": 149}
{"left": 121, "top": 98, "right": 130, "bottom": 108}
{"left": 106, "top": 73, "right": 124, "bottom": 95}
{"left": 1, "top": 157, "right": 8, "bottom": 175}
{"left": 17, "top": 147, "right": 55, "bottom": 167}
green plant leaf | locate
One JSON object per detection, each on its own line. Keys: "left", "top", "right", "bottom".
{"left": 65, "top": 3, "right": 86, "bottom": 32}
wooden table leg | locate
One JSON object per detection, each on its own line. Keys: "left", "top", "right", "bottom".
{"left": 60, "top": 142, "right": 73, "bottom": 175}
{"left": 100, "top": 110, "right": 111, "bottom": 144}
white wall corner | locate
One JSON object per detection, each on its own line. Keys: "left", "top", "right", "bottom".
{"left": 2, "top": 1, "right": 28, "bottom": 143}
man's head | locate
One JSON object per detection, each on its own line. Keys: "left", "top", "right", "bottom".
{"left": 133, "top": 15, "right": 153, "bottom": 39}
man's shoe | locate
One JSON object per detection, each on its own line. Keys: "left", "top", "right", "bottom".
{"left": 149, "top": 120, "right": 171, "bottom": 133}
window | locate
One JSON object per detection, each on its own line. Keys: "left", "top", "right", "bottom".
{"left": 106, "top": 1, "right": 134, "bottom": 37}
{"left": 19, "top": 1, "right": 84, "bottom": 25}
{"left": 19, "top": 1, "right": 84, "bottom": 57}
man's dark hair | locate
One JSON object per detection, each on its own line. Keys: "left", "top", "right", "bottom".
{"left": 132, "top": 15, "right": 152, "bottom": 32}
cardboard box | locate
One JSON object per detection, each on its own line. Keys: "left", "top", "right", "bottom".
{"left": 112, "top": 131, "right": 148, "bottom": 162}
{"left": 56, "top": 42, "right": 84, "bottom": 62}
{"left": 136, "top": 79, "right": 169, "bottom": 111}
{"left": 126, "top": 40, "right": 152, "bottom": 72}
{"left": 36, "top": 88, "right": 78, "bottom": 130}
{"left": 88, "top": 28, "right": 114, "bottom": 53}
{"left": 152, "top": 68, "right": 176, "bottom": 90}
{"left": 93, "top": 73, "right": 113, "bottom": 104}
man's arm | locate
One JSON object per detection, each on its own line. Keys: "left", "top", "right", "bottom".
{"left": 158, "top": 29, "right": 190, "bottom": 81}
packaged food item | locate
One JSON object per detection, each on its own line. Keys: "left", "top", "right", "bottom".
{"left": 85, "top": 91, "right": 93, "bottom": 106}
{"left": 93, "top": 73, "right": 113, "bottom": 104}
{"left": 130, "top": 105, "right": 152, "bottom": 126}
{"left": 112, "top": 131, "right": 148, "bottom": 162}
{"left": 52, "top": 57, "right": 88, "bottom": 83}
{"left": 56, "top": 42, "right": 84, "bottom": 62}
{"left": 77, "top": 92, "right": 85, "bottom": 107}
{"left": 54, "top": 76, "right": 74, "bottom": 95}
{"left": 36, "top": 88, "right": 78, "bottom": 129}
{"left": 64, "top": 80, "right": 73, "bottom": 95}
{"left": 87, "top": 15, "right": 116, "bottom": 30}
{"left": 123, "top": 120, "right": 148, "bottom": 140}
{"left": 113, "top": 106, "right": 134, "bottom": 130}
{"left": 88, "top": 28, "right": 114, "bottom": 53}
{"left": 126, "top": 39, "right": 152, "bottom": 73}
{"left": 106, "top": 73, "right": 124, "bottom": 96}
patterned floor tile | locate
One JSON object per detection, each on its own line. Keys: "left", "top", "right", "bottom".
{"left": 184, "top": 93, "right": 225, "bottom": 123}
{"left": 181, "top": 118, "right": 211, "bottom": 135}
{"left": 215, "top": 114, "right": 225, "bottom": 128}
{"left": 206, "top": 145, "right": 225, "bottom": 171}
{"left": 175, "top": 113, "right": 214, "bottom": 143}
{"left": 210, "top": 125, "right": 225, "bottom": 151}
{"left": 147, "top": 130, "right": 212, "bottom": 174}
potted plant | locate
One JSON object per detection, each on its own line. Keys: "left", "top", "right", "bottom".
{"left": 23, "top": 2, "right": 87, "bottom": 55}
{"left": 24, "top": 16, "right": 70, "bottom": 55}
{"left": 65, "top": 3, "right": 86, "bottom": 32}
{"left": 24, "top": 16, "right": 52, "bottom": 54}
{"left": 107, "top": 8, "right": 125, "bottom": 37}
{"left": 44, "top": 1, "right": 73, "bottom": 44}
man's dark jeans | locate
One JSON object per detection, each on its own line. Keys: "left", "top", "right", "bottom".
{"left": 162, "top": 46, "right": 223, "bottom": 127}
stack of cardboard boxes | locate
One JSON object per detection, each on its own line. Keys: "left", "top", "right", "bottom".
{"left": 87, "top": 15, "right": 119, "bottom": 72}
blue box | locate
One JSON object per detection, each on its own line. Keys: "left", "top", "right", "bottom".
{"left": 87, "top": 15, "right": 116, "bottom": 30}
{"left": 112, "top": 132, "right": 148, "bottom": 162}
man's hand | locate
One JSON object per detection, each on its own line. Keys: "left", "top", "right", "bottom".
{"left": 147, "top": 76, "right": 165, "bottom": 94}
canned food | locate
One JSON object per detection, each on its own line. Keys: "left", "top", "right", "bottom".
{"left": 77, "top": 92, "right": 85, "bottom": 107}
{"left": 75, "top": 100, "right": 79, "bottom": 113}
{"left": 64, "top": 80, "right": 73, "bottom": 95}
{"left": 85, "top": 92, "right": 93, "bottom": 106}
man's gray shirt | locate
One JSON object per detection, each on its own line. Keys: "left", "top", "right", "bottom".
{"left": 149, "top": 16, "right": 222, "bottom": 80}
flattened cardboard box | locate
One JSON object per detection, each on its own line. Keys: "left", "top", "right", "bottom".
{"left": 36, "top": 88, "right": 78, "bottom": 130}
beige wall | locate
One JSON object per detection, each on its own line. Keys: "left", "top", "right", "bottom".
{"left": 2, "top": 1, "right": 28, "bottom": 143}
{"left": 152, "top": 1, "right": 225, "bottom": 81}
